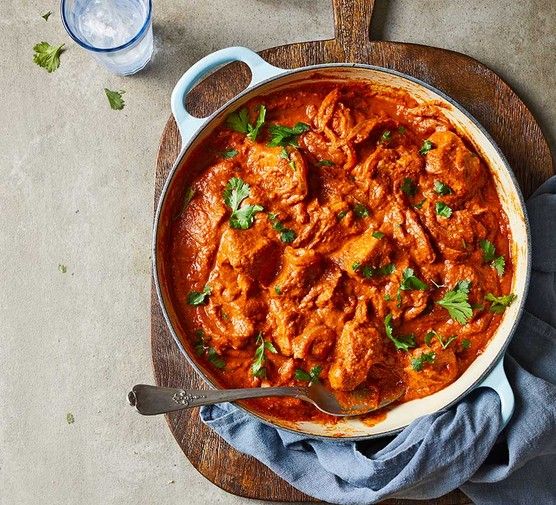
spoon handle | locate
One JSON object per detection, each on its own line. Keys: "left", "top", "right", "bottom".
{"left": 128, "top": 384, "right": 306, "bottom": 415}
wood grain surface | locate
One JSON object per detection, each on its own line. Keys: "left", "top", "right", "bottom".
{"left": 151, "top": 1, "right": 554, "bottom": 503}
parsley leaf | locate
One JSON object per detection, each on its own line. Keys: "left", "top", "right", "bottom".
{"left": 436, "top": 280, "right": 472, "bottom": 324}
{"left": 318, "top": 160, "right": 335, "bottom": 166}
{"left": 411, "top": 351, "right": 436, "bottom": 371}
{"left": 226, "top": 105, "right": 266, "bottom": 141}
{"left": 268, "top": 122, "right": 310, "bottom": 147}
{"left": 222, "top": 149, "right": 238, "bottom": 159}
{"left": 400, "top": 268, "right": 427, "bottom": 291}
{"left": 42, "top": 11, "right": 52, "bottom": 21}
{"left": 251, "top": 332, "right": 277, "bottom": 378}
{"left": 295, "top": 365, "right": 322, "bottom": 383}
{"left": 492, "top": 255, "right": 505, "bottom": 276}
{"left": 33, "top": 42, "right": 64, "bottom": 73}
{"left": 485, "top": 292, "right": 517, "bottom": 313}
{"left": 372, "top": 231, "right": 385, "bottom": 239}
{"left": 434, "top": 180, "right": 453, "bottom": 195}
{"left": 223, "top": 177, "right": 263, "bottom": 229}
{"left": 435, "top": 201, "right": 452, "bottom": 218}
{"left": 419, "top": 139, "right": 435, "bottom": 155}
{"left": 187, "top": 285, "right": 211, "bottom": 306}
{"left": 401, "top": 178, "right": 417, "bottom": 196}
{"left": 268, "top": 213, "right": 296, "bottom": 243}
{"left": 385, "top": 313, "right": 416, "bottom": 352}
{"left": 104, "top": 88, "right": 126, "bottom": 110}
{"left": 353, "top": 203, "right": 370, "bottom": 218}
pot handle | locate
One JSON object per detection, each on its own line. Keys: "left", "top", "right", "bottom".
{"left": 475, "top": 356, "right": 514, "bottom": 429}
{"left": 171, "top": 46, "right": 284, "bottom": 145}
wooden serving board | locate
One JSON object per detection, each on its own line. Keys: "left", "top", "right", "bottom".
{"left": 151, "top": 1, "right": 554, "bottom": 503}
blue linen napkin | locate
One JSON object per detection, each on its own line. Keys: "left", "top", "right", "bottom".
{"left": 200, "top": 177, "right": 556, "bottom": 504}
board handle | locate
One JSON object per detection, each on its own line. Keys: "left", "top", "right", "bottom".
{"left": 475, "top": 356, "right": 515, "bottom": 429}
{"left": 332, "top": 0, "right": 375, "bottom": 57}
{"left": 171, "top": 47, "right": 284, "bottom": 144}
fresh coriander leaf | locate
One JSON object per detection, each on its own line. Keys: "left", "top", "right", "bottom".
{"left": 411, "top": 351, "right": 436, "bottom": 371}
{"left": 207, "top": 347, "right": 226, "bottom": 369}
{"left": 398, "top": 126, "right": 406, "bottom": 134}
{"left": 230, "top": 204, "right": 264, "bottom": 229}
{"left": 400, "top": 267, "right": 427, "bottom": 291}
{"left": 224, "top": 177, "right": 250, "bottom": 210}
{"left": 274, "top": 285, "right": 282, "bottom": 295}
{"left": 419, "top": 139, "right": 435, "bottom": 155}
{"left": 226, "top": 107, "right": 250, "bottom": 133}
{"left": 435, "top": 201, "right": 452, "bottom": 218}
{"left": 288, "top": 159, "right": 296, "bottom": 171}
{"left": 268, "top": 213, "right": 296, "bottom": 243}
{"left": 378, "top": 263, "right": 396, "bottom": 275}
{"left": 280, "top": 147, "right": 289, "bottom": 159}
{"left": 480, "top": 239, "right": 496, "bottom": 262}
{"left": 295, "top": 368, "right": 311, "bottom": 381}
{"left": 485, "top": 292, "right": 517, "bottom": 313}
{"left": 414, "top": 198, "right": 427, "bottom": 209}
{"left": 353, "top": 203, "right": 369, "bottom": 218}
{"left": 381, "top": 130, "right": 392, "bottom": 143}
{"left": 295, "top": 365, "right": 322, "bottom": 383}
{"left": 33, "top": 42, "right": 64, "bottom": 73}
{"left": 318, "top": 160, "right": 335, "bottom": 166}
{"left": 251, "top": 332, "right": 277, "bottom": 378}
{"left": 461, "top": 339, "right": 471, "bottom": 349}
{"left": 352, "top": 261, "right": 361, "bottom": 271}
{"left": 361, "top": 265, "right": 375, "bottom": 279}
{"left": 104, "top": 89, "right": 126, "bottom": 110}
{"left": 42, "top": 11, "right": 52, "bottom": 21}
{"left": 436, "top": 280, "right": 472, "bottom": 324}
{"left": 384, "top": 293, "right": 392, "bottom": 301}
{"left": 66, "top": 413, "right": 75, "bottom": 424}
{"left": 187, "top": 285, "right": 211, "bottom": 305}
{"left": 401, "top": 178, "right": 417, "bottom": 196}
{"left": 492, "top": 256, "right": 505, "bottom": 276}
{"left": 434, "top": 180, "right": 453, "bottom": 195}
{"left": 427, "top": 330, "right": 458, "bottom": 349}
{"left": 431, "top": 279, "right": 445, "bottom": 289}
{"left": 384, "top": 313, "right": 416, "bottom": 352}
{"left": 337, "top": 210, "right": 348, "bottom": 220}
{"left": 58, "top": 264, "right": 67, "bottom": 273}
{"left": 424, "top": 331, "right": 434, "bottom": 346}
{"left": 268, "top": 122, "right": 310, "bottom": 147}
{"left": 372, "top": 231, "right": 385, "bottom": 239}
{"left": 222, "top": 149, "right": 238, "bottom": 159}
{"left": 246, "top": 104, "right": 266, "bottom": 141}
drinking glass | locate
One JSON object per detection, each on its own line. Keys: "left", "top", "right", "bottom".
{"left": 61, "top": 0, "right": 153, "bottom": 76}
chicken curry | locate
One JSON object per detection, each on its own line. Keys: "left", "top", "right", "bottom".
{"left": 166, "top": 81, "right": 517, "bottom": 423}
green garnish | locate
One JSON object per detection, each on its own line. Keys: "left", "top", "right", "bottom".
{"left": 485, "top": 293, "right": 517, "bottom": 314}
{"left": 66, "top": 413, "right": 75, "bottom": 424}
{"left": 274, "top": 285, "right": 282, "bottom": 295}
{"left": 434, "top": 180, "right": 453, "bottom": 195}
{"left": 384, "top": 313, "right": 416, "bottom": 352}
{"left": 384, "top": 293, "right": 392, "bottom": 301}
{"left": 381, "top": 130, "right": 392, "bottom": 143}
{"left": 104, "top": 89, "right": 126, "bottom": 110}
{"left": 267, "top": 122, "right": 310, "bottom": 147}
{"left": 480, "top": 240, "right": 505, "bottom": 276}
{"left": 461, "top": 339, "right": 471, "bottom": 349}
{"left": 424, "top": 331, "right": 434, "bottom": 346}
{"left": 419, "top": 139, "right": 435, "bottom": 155}
{"left": 33, "top": 42, "right": 64, "bottom": 73}
{"left": 414, "top": 199, "right": 427, "bottom": 209}
{"left": 352, "top": 261, "right": 361, "bottom": 271}
{"left": 318, "top": 160, "right": 335, "bottom": 166}
{"left": 295, "top": 365, "right": 322, "bottom": 383}
{"left": 206, "top": 347, "right": 226, "bottom": 369}
{"left": 279, "top": 147, "right": 289, "bottom": 159}
{"left": 226, "top": 105, "right": 266, "bottom": 141}
{"left": 435, "top": 201, "right": 452, "bottom": 218}
{"left": 398, "top": 126, "right": 406, "bottom": 134}
{"left": 268, "top": 213, "right": 296, "bottom": 243}
{"left": 223, "top": 177, "right": 263, "bottom": 229}
{"left": 58, "top": 264, "right": 67, "bottom": 273}
{"left": 194, "top": 331, "right": 225, "bottom": 368}
{"left": 372, "top": 231, "right": 385, "bottom": 239}
{"left": 222, "top": 149, "right": 238, "bottom": 159}
{"left": 337, "top": 210, "right": 348, "bottom": 220}
{"left": 353, "top": 203, "right": 369, "bottom": 218}
{"left": 251, "top": 332, "right": 277, "bottom": 378}
{"left": 401, "top": 178, "right": 417, "bottom": 196}
{"left": 436, "top": 280, "right": 472, "bottom": 324}
{"left": 411, "top": 351, "right": 436, "bottom": 371}
{"left": 426, "top": 330, "right": 457, "bottom": 349}
{"left": 400, "top": 268, "right": 427, "bottom": 291}
{"left": 492, "top": 256, "right": 506, "bottom": 276}
{"left": 42, "top": 11, "right": 52, "bottom": 21}
{"left": 187, "top": 285, "right": 211, "bottom": 306}
{"left": 355, "top": 263, "right": 395, "bottom": 278}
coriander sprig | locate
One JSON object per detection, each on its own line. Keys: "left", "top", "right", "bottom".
{"left": 436, "top": 280, "right": 472, "bottom": 324}
{"left": 251, "top": 333, "right": 277, "bottom": 378}
{"left": 223, "top": 177, "right": 263, "bottom": 229}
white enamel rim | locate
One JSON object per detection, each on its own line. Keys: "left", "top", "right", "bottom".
{"left": 153, "top": 63, "right": 531, "bottom": 440}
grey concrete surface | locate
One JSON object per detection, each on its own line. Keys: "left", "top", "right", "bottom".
{"left": 1, "top": 1, "right": 554, "bottom": 504}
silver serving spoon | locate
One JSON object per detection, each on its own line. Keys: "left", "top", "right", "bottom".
{"left": 128, "top": 380, "right": 405, "bottom": 417}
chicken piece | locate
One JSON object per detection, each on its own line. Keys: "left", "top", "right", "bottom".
{"left": 424, "top": 131, "right": 485, "bottom": 204}
{"left": 400, "top": 102, "right": 452, "bottom": 136}
{"left": 403, "top": 209, "right": 436, "bottom": 264}
{"left": 246, "top": 143, "right": 308, "bottom": 205}
{"left": 267, "top": 297, "right": 299, "bottom": 356}
{"left": 329, "top": 301, "right": 384, "bottom": 390}
{"left": 301, "top": 130, "right": 347, "bottom": 166}
{"left": 314, "top": 88, "right": 341, "bottom": 131}
{"left": 291, "top": 324, "right": 336, "bottom": 360}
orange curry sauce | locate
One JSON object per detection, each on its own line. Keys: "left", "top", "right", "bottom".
{"left": 167, "top": 81, "right": 514, "bottom": 423}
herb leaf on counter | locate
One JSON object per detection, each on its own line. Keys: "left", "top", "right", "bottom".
{"left": 268, "top": 122, "right": 310, "bottom": 147}
{"left": 436, "top": 280, "right": 472, "bottom": 324}
{"left": 42, "top": 11, "right": 52, "bottom": 21}
{"left": 104, "top": 89, "right": 126, "bottom": 110}
{"left": 187, "top": 285, "right": 211, "bottom": 305}
{"left": 295, "top": 365, "right": 322, "bottom": 383}
{"left": 385, "top": 313, "right": 416, "bottom": 352}
{"left": 33, "top": 42, "right": 64, "bottom": 73}
{"left": 485, "top": 292, "right": 517, "bottom": 313}
{"left": 251, "top": 332, "right": 277, "bottom": 378}
{"left": 411, "top": 351, "right": 436, "bottom": 371}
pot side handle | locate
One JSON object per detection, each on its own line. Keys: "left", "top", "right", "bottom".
{"left": 475, "top": 356, "right": 514, "bottom": 429}
{"left": 171, "top": 46, "right": 284, "bottom": 145}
